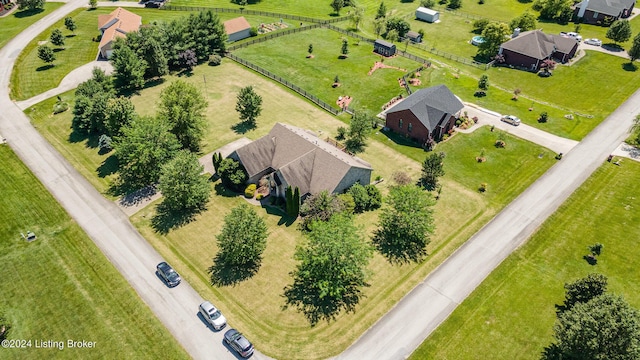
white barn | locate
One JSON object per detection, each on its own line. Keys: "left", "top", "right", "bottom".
{"left": 416, "top": 7, "right": 440, "bottom": 23}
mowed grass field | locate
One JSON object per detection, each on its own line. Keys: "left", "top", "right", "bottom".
{"left": 234, "top": 28, "right": 420, "bottom": 114}
{"left": 411, "top": 160, "right": 640, "bottom": 360}
{"left": 0, "top": 3, "right": 64, "bottom": 50}
{"left": 27, "top": 59, "right": 556, "bottom": 358}
{"left": 166, "top": 0, "right": 338, "bottom": 18}
{"left": 0, "top": 146, "right": 189, "bottom": 360}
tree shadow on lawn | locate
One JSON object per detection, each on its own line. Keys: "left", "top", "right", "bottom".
{"left": 68, "top": 129, "right": 100, "bottom": 149}
{"left": 97, "top": 153, "right": 118, "bottom": 178}
{"left": 214, "top": 182, "right": 241, "bottom": 198}
{"left": 208, "top": 255, "right": 261, "bottom": 286}
{"left": 52, "top": 48, "right": 65, "bottom": 53}
{"left": 36, "top": 64, "right": 55, "bottom": 71}
{"left": 14, "top": 8, "right": 44, "bottom": 18}
{"left": 231, "top": 121, "right": 256, "bottom": 134}
{"left": 373, "top": 238, "right": 427, "bottom": 265}
{"left": 282, "top": 280, "right": 364, "bottom": 326}
{"left": 622, "top": 62, "right": 637, "bottom": 72}
{"left": 151, "top": 201, "right": 200, "bottom": 235}
{"left": 380, "top": 128, "right": 423, "bottom": 149}
{"left": 261, "top": 202, "right": 295, "bottom": 227}
{"left": 142, "top": 77, "right": 165, "bottom": 90}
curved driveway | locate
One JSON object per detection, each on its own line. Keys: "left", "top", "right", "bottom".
{"left": 0, "top": 2, "right": 268, "bottom": 359}
{"left": 3, "top": 3, "right": 640, "bottom": 360}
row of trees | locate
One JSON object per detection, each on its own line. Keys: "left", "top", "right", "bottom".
{"left": 36, "top": 19, "right": 77, "bottom": 66}
{"left": 110, "top": 10, "right": 227, "bottom": 93}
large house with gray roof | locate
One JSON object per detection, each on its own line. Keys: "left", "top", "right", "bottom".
{"left": 574, "top": 0, "right": 635, "bottom": 25}
{"left": 229, "top": 123, "right": 373, "bottom": 199}
{"left": 384, "top": 85, "right": 463, "bottom": 144}
{"left": 498, "top": 30, "right": 578, "bottom": 72}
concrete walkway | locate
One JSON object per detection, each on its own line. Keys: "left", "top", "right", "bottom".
{"left": 612, "top": 141, "right": 640, "bottom": 162}
{"left": 15, "top": 60, "right": 113, "bottom": 110}
{"left": 461, "top": 103, "right": 579, "bottom": 154}
{"left": 117, "top": 137, "right": 252, "bottom": 216}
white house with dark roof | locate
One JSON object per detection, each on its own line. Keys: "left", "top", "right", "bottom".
{"left": 229, "top": 123, "right": 373, "bottom": 198}
{"left": 97, "top": 7, "right": 141, "bottom": 59}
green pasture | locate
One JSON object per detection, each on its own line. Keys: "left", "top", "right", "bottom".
{"left": 0, "top": 3, "right": 63, "bottom": 50}
{"left": 412, "top": 159, "right": 640, "bottom": 360}
{"left": 0, "top": 146, "right": 189, "bottom": 360}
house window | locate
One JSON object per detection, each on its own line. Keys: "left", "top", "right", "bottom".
{"left": 408, "top": 123, "right": 413, "bottom": 133}
{"left": 593, "top": 12, "right": 598, "bottom": 18}
{"left": 399, "top": 119, "right": 403, "bottom": 129}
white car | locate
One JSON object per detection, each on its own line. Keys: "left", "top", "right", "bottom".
{"left": 199, "top": 301, "right": 227, "bottom": 330}
{"left": 560, "top": 31, "right": 582, "bottom": 42}
{"left": 584, "top": 38, "right": 602, "bottom": 46}
{"left": 501, "top": 115, "right": 521, "bottom": 126}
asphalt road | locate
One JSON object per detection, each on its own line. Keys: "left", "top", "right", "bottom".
{"left": 338, "top": 88, "right": 640, "bottom": 359}
{"left": 0, "top": 2, "right": 268, "bottom": 359}
{"left": 3, "top": 3, "right": 640, "bottom": 360}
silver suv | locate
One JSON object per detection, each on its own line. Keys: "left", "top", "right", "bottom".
{"left": 199, "top": 301, "right": 227, "bottom": 331}
{"left": 501, "top": 115, "right": 521, "bottom": 126}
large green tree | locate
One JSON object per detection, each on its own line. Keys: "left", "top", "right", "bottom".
{"left": 509, "top": 12, "right": 537, "bottom": 31}
{"left": 50, "top": 29, "right": 65, "bottom": 48}
{"left": 158, "top": 150, "right": 210, "bottom": 211}
{"left": 557, "top": 273, "right": 608, "bottom": 314}
{"left": 543, "top": 294, "right": 640, "bottom": 360}
{"left": 217, "top": 158, "right": 247, "bottom": 192}
{"left": 72, "top": 68, "right": 114, "bottom": 134}
{"left": 158, "top": 80, "right": 209, "bottom": 152}
{"left": 113, "top": 116, "right": 181, "bottom": 190}
{"left": 533, "top": 0, "right": 572, "bottom": 22}
{"left": 372, "top": 185, "right": 436, "bottom": 263}
{"left": 420, "top": 152, "right": 445, "bottom": 190}
{"left": 607, "top": 19, "right": 632, "bottom": 44}
{"left": 215, "top": 204, "right": 268, "bottom": 268}
{"left": 376, "top": 1, "right": 387, "bottom": 19}
{"left": 477, "top": 21, "right": 511, "bottom": 60}
{"left": 284, "top": 213, "right": 373, "bottom": 325}
{"left": 105, "top": 96, "right": 137, "bottom": 137}
{"left": 37, "top": 45, "right": 55, "bottom": 65}
{"left": 628, "top": 33, "right": 640, "bottom": 63}
{"left": 110, "top": 40, "right": 147, "bottom": 93}
{"left": 125, "top": 27, "right": 169, "bottom": 79}
{"left": 16, "top": 0, "right": 44, "bottom": 11}
{"left": 385, "top": 17, "right": 410, "bottom": 39}
{"left": 235, "top": 85, "right": 263, "bottom": 128}
{"left": 345, "top": 109, "right": 372, "bottom": 153}
{"left": 299, "top": 190, "right": 346, "bottom": 231}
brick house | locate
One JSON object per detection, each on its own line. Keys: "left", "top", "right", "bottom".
{"left": 498, "top": 30, "right": 579, "bottom": 72}
{"left": 574, "top": 0, "right": 636, "bottom": 25}
{"left": 97, "top": 7, "right": 141, "bottom": 59}
{"left": 229, "top": 123, "right": 373, "bottom": 199}
{"left": 385, "top": 85, "right": 464, "bottom": 144}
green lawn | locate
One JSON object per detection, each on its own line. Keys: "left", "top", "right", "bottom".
{"left": 234, "top": 28, "right": 423, "bottom": 113}
{"left": 0, "top": 145, "right": 189, "bottom": 360}
{"left": 26, "top": 58, "right": 556, "bottom": 359}
{"left": 166, "top": 0, "right": 339, "bottom": 18}
{"left": 0, "top": 3, "right": 64, "bottom": 50}
{"left": 411, "top": 159, "right": 640, "bottom": 360}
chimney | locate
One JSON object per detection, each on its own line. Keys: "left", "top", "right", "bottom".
{"left": 512, "top": 27, "right": 521, "bottom": 38}
{"left": 577, "top": 0, "right": 589, "bottom": 18}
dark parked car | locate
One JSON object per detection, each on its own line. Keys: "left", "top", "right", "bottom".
{"left": 224, "top": 329, "right": 254, "bottom": 358}
{"left": 156, "top": 261, "right": 181, "bottom": 287}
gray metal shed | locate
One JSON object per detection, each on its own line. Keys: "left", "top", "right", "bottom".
{"left": 416, "top": 7, "right": 440, "bottom": 23}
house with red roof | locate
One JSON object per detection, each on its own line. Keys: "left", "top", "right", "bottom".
{"left": 97, "top": 7, "right": 141, "bottom": 59}
{"left": 223, "top": 16, "right": 251, "bottom": 42}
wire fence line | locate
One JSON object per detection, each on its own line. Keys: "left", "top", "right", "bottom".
{"left": 406, "top": 41, "right": 490, "bottom": 69}
{"left": 162, "top": 5, "right": 350, "bottom": 24}
{"left": 227, "top": 24, "right": 321, "bottom": 51}
{"left": 401, "top": 65, "right": 428, "bottom": 95}
{"left": 225, "top": 53, "right": 342, "bottom": 115}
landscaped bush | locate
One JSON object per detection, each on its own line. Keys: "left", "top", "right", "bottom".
{"left": 336, "top": 126, "right": 347, "bottom": 140}
{"left": 538, "top": 112, "right": 548, "bottom": 123}
{"left": 53, "top": 101, "right": 69, "bottom": 114}
{"left": 495, "top": 139, "right": 506, "bottom": 148}
{"left": 256, "top": 193, "right": 264, "bottom": 200}
{"left": 245, "top": 183, "right": 257, "bottom": 198}
{"left": 250, "top": 27, "right": 258, "bottom": 37}
{"left": 208, "top": 54, "right": 222, "bottom": 66}
{"left": 98, "top": 134, "right": 112, "bottom": 152}
{"left": 479, "top": 182, "right": 487, "bottom": 192}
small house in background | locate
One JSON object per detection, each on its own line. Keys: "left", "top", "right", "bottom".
{"left": 406, "top": 30, "right": 422, "bottom": 43}
{"left": 416, "top": 7, "right": 440, "bottom": 23}
{"left": 385, "top": 85, "right": 463, "bottom": 143}
{"left": 98, "top": 7, "right": 141, "bottom": 59}
{"left": 224, "top": 16, "right": 252, "bottom": 42}
{"left": 374, "top": 39, "right": 396, "bottom": 57}
{"left": 574, "top": 0, "right": 635, "bottom": 25}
